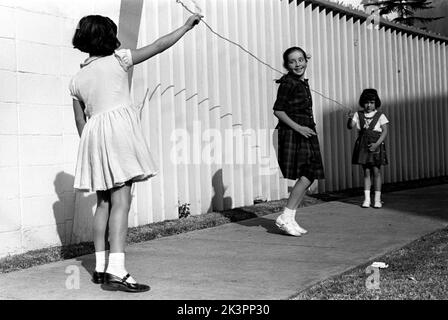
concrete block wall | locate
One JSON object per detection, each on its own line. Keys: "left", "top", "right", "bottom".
{"left": 0, "top": 0, "right": 121, "bottom": 258}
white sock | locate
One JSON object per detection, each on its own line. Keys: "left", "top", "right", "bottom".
{"left": 284, "top": 207, "right": 307, "bottom": 233}
{"left": 364, "top": 190, "right": 371, "bottom": 203}
{"left": 95, "top": 250, "right": 107, "bottom": 273}
{"left": 282, "top": 207, "right": 296, "bottom": 220}
{"left": 106, "top": 252, "right": 136, "bottom": 283}
{"left": 374, "top": 191, "right": 381, "bottom": 203}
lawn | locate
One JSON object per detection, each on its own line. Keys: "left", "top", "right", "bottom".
{"left": 293, "top": 227, "right": 448, "bottom": 300}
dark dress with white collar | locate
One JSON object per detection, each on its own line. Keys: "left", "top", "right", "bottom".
{"left": 352, "top": 111, "right": 388, "bottom": 166}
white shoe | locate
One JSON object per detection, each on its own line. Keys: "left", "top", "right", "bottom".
{"left": 373, "top": 201, "right": 382, "bottom": 209}
{"left": 275, "top": 215, "right": 301, "bottom": 237}
{"left": 362, "top": 200, "right": 370, "bottom": 208}
{"left": 291, "top": 219, "right": 308, "bottom": 234}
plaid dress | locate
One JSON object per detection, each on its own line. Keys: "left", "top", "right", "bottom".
{"left": 273, "top": 72, "right": 325, "bottom": 181}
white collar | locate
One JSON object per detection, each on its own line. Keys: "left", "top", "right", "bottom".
{"left": 80, "top": 56, "right": 105, "bottom": 68}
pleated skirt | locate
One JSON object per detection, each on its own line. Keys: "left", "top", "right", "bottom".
{"left": 74, "top": 105, "right": 158, "bottom": 192}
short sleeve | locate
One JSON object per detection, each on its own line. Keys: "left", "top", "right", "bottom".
{"left": 352, "top": 112, "right": 360, "bottom": 129}
{"left": 378, "top": 114, "right": 389, "bottom": 126}
{"left": 273, "top": 80, "right": 294, "bottom": 112}
{"left": 69, "top": 78, "right": 79, "bottom": 101}
{"left": 114, "top": 49, "right": 134, "bottom": 72}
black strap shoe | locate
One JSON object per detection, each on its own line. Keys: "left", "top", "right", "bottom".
{"left": 92, "top": 271, "right": 105, "bottom": 284}
{"left": 102, "top": 273, "right": 150, "bottom": 293}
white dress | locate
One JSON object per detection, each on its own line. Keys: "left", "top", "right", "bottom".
{"left": 69, "top": 49, "right": 158, "bottom": 192}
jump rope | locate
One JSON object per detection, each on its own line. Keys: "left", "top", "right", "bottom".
{"left": 133, "top": 0, "right": 353, "bottom": 198}
{"left": 139, "top": 0, "right": 352, "bottom": 114}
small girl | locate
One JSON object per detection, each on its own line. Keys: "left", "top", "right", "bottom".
{"left": 70, "top": 14, "right": 202, "bottom": 292}
{"left": 347, "top": 89, "right": 389, "bottom": 209}
{"left": 273, "top": 47, "right": 325, "bottom": 237}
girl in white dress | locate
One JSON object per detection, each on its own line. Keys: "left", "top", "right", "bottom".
{"left": 70, "top": 14, "right": 202, "bottom": 292}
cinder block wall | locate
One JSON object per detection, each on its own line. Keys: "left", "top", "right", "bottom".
{"left": 0, "top": 0, "right": 121, "bottom": 258}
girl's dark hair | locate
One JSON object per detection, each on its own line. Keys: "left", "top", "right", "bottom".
{"left": 72, "top": 15, "right": 121, "bottom": 56}
{"left": 282, "top": 46, "right": 308, "bottom": 70}
{"left": 359, "top": 88, "right": 381, "bottom": 108}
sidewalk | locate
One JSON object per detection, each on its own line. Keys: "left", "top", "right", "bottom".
{"left": 1, "top": 185, "right": 447, "bottom": 300}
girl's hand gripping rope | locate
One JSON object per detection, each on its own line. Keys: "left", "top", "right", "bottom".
{"left": 185, "top": 13, "right": 203, "bottom": 30}
{"left": 347, "top": 110, "right": 355, "bottom": 119}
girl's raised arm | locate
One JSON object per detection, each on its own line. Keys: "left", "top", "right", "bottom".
{"left": 347, "top": 111, "right": 356, "bottom": 129}
{"left": 130, "top": 13, "right": 202, "bottom": 65}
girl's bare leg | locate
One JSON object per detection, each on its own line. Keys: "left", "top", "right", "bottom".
{"left": 105, "top": 182, "right": 137, "bottom": 283}
{"left": 286, "top": 176, "right": 312, "bottom": 210}
{"left": 108, "top": 183, "right": 132, "bottom": 253}
{"left": 373, "top": 166, "right": 382, "bottom": 192}
{"left": 277, "top": 176, "right": 312, "bottom": 235}
{"left": 373, "top": 166, "right": 383, "bottom": 208}
{"left": 362, "top": 166, "right": 372, "bottom": 207}
{"left": 94, "top": 190, "right": 110, "bottom": 252}
{"left": 93, "top": 190, "right": 110, "bottom": 274}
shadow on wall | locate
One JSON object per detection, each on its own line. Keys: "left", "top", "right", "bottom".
{"left": 319, "top": 93, "right": 448, "bottom": 193}
{"left": 53, "top": 172, "right": 96, "bottom": 248}
{"left": 208, "top": 169, "right": 233, "bottom": 213}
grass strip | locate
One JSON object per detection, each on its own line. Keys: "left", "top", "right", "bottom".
{"left": 293, "top": 227, "right": 448, "bottom": 300}
{"left": 0, "top": 198, "right": 322, "bottom": 274}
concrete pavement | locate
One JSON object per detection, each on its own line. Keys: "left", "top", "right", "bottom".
{"left": 0, "top": 184, "right": 447, "bottom": 300}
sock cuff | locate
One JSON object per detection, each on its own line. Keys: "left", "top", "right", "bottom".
{"left": 108, "top": 252, "right": 125, "bottom": 262}
{"left": 109, "top": 252, "right": 125, "bottom": 258}
{"left": 374, "top": 191, "right": 382, "bottom": 201}
{"left": 95, "top": 251, "right": 107, "bottom": 258}
{"left": 284, "top": 207, "right": 296, "bottom": 215}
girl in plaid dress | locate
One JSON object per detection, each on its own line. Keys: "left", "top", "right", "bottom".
{"left": 348, "top": 89, "right": 389, "bottom": 208}
{"left": 273, "top": 47, "right": 325, "bottom": 237}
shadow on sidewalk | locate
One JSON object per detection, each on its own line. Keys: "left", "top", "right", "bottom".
{"left": 235, "top": 216, "right": 284, "bottom": 235}
{"left": 217, "top": 205, "right": 285, "bottom": 235}
{"left": 308, "top": 176, "right": 448, "bottom": 222}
